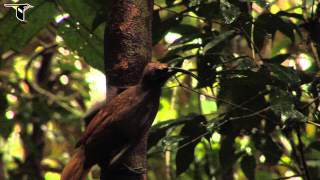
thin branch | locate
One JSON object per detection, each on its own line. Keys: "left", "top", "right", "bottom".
{"left": 296, "top": 127, "right": 311, "bottom": 180}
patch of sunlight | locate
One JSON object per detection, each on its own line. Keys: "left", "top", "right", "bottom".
{"left": 279, "top": 135, "right": 292, "bottom": 153}
{"left": 35, "top": 46, "right": 44, "bottom": 53}
{"left": 278, "top": 0, "right": 291, "bottom": 11}
{"left": 280, "top": 48, "right": 287, "bottom": 54}
{"left": 284, "top": 171, "right": 302, "bottom": 180}
{"left": 164, "top": 32, "right": 182, "bottom": 44}
{"left": 55, "top": 36, "right": 63, "bottom": 43}
{"left": 13, "top": 56, "right": 28, "bottom": 79}
{"left": 154, "top": 97, "right": 177, "bottom": 123}
{"left": 74, "top": 60, "right": 82, "bottom": 70}
{"left": 281, "top": 155, "right": 291, "bottom": 164}
{"left": 297, "top": 53, "right": 313, "bottom": 71}
{"left": 270, "top": 4, "right": 280, "bottom": 14}
{"left": 5, "top": 110, "right": 15, "bottom": 119}
{"left": 191, "top": 38, "right": 202, "bottom": 45}
{"left": 85, "top": 68, "right": 106, "bottom": 106}
{"left": 259, "top": 155, "right": 266, "bottom": 163}
{"left": 306, "top": 122, "right": 316, "bottom": 138}
{"left": 42, "top": 158, "right": 61, "bottom": 169}
{"left": 200, "top": 95, "right": 217, "bottom": 114}
{"left": 211, "top": 132, "right": 221, "bottom": 143}
{"left": 58, "top": 47, "right": 70, "bottom": 56}
{"left": 245, "top": 147, "right": 252, "bottom": 154}
{"left": 55, "top": 13, "right": 70, "bottom": 24}
{"left": 294, "top": 7, "right": 303, "bottom": 14}
{"left": 6, "top": 94, "right": 17, "bottom": 103}
{"left": 59, "top": 75, "right": 69, "bottom": 85}
{"left": 238, "top": 136, "right": 250, "bottom": 150}
{"left": 45, "top": 172, "right": 61, "bottom": 180}
{"left": 4, "top": 124, "right": 24, "bottom": 162}
{"left": 194, "top": 142, "right": 206, "bottom": 160}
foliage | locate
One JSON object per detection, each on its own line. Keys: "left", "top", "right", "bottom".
{"left": 1, "top": 0, "right": 320, "bottom": 180}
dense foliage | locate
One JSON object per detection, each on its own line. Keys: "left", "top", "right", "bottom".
{"left": 0, "top": 0, "right": 320, "bottom": 179}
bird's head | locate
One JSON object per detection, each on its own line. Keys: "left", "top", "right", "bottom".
{"left": 140, "top": 62, "right": 176, "bottom": 88}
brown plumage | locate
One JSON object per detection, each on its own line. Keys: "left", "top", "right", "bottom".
{"left": 61, "top": 62, "right": 176, "bottom": 180}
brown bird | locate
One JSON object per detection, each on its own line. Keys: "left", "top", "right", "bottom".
{"left": 61, "top": 62, "right": 177, "bottom": 180}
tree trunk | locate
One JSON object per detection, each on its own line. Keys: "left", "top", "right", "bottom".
{"left": 101, "top": 0, "right": 153, "bottom": 179}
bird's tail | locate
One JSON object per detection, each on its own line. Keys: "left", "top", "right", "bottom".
{"left": 61, "top": 148, "right": 90, "bottom": 180}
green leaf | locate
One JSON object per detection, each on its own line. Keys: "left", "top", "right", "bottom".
{"left": 148, "top": 115, "right": 204, "bottom": 149}
{"left": 196, "top": 55, "right": 218, "bottom": 88}
{"left": 152, "top": 10, "right": 182, "bottom": 45}
{"left": 57, "top": 20, "right": 104, "bottom": 72}
{"left": 203, "top": 30, "right": 236, "bottom": 54}
{"left": 277, "top": 11, "right": 304, "bottom": 20}
{"left": 220, "top": 0, "right": 241, "bottom": 24}
{"left": 241, "top": 155, "right": 256, "bottom": 180}
{"left": 265, "top": 63, "right": 301, "bottom": 87}
{"left": 176, "top": 115, "right": 207, "bottom": 176}
{"left": 0, "top": 0, "right": 57, "bottom": 51}
{"left": 254, "top": 13, "right": 296, "bottom": 51}
{"left": 269, "top": 88, "right": 306, "bottom": 125}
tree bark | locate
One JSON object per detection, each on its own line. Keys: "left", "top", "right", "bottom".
{"left": 101, "top": 0, "right": 153, "bottom": 179}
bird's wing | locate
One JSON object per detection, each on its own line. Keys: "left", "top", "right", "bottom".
{"left": 75, "top": 109, "right": 111, "bottom": 147}
{"left": 76, "top": 87, "right": 145, "bottom": 147}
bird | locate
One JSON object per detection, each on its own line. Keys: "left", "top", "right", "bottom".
{"left": 61, "top": 62, "right": 177, "bottom": 180}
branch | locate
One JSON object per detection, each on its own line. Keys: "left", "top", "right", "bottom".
{"left": 296, "top": 127, "right": 311, "bottom": 180}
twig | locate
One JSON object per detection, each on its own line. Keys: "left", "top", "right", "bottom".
{"left": 296, "top": 127, "right": 311, "bottom": 180}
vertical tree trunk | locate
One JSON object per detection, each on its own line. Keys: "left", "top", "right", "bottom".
{"left": 101, "top": 0, "right": 153, "bottom": 179}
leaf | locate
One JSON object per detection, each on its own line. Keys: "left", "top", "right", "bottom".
{"left": 168, "top": 44, "right": 201, "bottom": 56}
{"left": 269, "top": 88, "right": 294, "bottom": 116}
{"left": 91, "top": 0, "right": 113, "bottom": 31}
{"left": 0, "top": 0, "right": 57, "bottom": 51}
{"left": 57, "top": 20, "right": 104, "bottom": 72}
{"left": 148, "top": 115, "right": 204, "bottom": 149}
{"left": 203, "top": 30, "right": 236, "bottom": 54}
{"left": 176, "top": 115, "right": 207, "bottom": 176}
{"left": 254, "top": 13, "right": 296, "bottom": 51}
{"left": 263, "top": 54, "right": 291, "bottom": 64}
{"left": 265, "top": 63, "right": 301, "bottom": 87}
{"left": 220, "top": 0, "right": 241, "bottom": 24}
{"left": 183, "top": 1, "right": 220, "bottom": 19}
{"left": 196, "top": 55, "right": 218, "bottom": 88}
{"left": 277, "top": 11, "right": 304, "bottom": 20}
{"left": 241, "top": 155, "right": 256, "bottom": 180}
{"left": 152, "top": 10, "right": 182, "bottom": 45}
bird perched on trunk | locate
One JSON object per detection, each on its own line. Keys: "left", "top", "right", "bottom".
{"left": 61, "top": 62, "right": 177, "bottom": 180}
